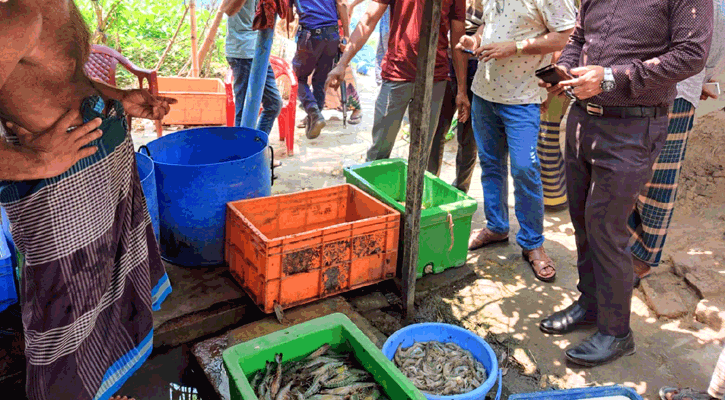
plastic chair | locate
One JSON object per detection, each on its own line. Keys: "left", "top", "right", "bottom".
{"left": 83, "top": 45, "right": 163, "bottom": 137}
{"left": 269, "top": 56, "right": 297, "bottom": 156}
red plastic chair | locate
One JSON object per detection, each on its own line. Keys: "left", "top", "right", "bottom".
{"left": 269, "top": 56, "right": 298, "bottom": 156}
{"left": 225, "top": 57, "right": 298, "bottom": 155}
{"left": 83, "top": 45, "right": 163, "bottom": 137}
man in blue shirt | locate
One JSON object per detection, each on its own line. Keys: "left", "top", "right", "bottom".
{"left": 292, "top": 0, "right": 349, "bottom": 139}
{"left": 224, "top": 0, "right": 283, "bottom": 133}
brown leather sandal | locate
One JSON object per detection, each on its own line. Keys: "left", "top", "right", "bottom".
{"left": 468, "top": 227, "right": 509, "bottom": 251}
{"left": 522, "top": 246, "right": 556, "bottom": 283}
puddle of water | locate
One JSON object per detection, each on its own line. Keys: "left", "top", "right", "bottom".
{"left": 116, "top": 344, "right": 211, "bottom": 400}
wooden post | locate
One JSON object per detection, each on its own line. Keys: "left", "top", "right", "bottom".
{"left": 190, "top": 0, "right": 200, "bottom": 77}
{"left": 401, "top": 0, "right": 442, "bottom": 324}
{"left": 197, "top": 6, "right": 226, "bottom": 68}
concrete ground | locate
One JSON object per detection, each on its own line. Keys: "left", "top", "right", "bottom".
{"left": 131, "top": 70, "right": 725, "bottom": 399}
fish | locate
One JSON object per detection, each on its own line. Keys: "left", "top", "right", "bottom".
{"left": 269, "top": 353, "right": 283, "bottom": 397}
{"left": 393, "top": 341, "right": 487, "bottom": 396}
{"left": 252, "top": 344, "right": 391, "bottom": 400}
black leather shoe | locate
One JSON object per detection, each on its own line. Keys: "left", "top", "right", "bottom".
{"left": 565, "top": 331, "right": 636, "bottom": 367}
{"left": 540, "top": 302, "right": 597, "bottom": 334}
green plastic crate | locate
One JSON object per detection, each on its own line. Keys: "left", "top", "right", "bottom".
{"left": 222, "top": 313, "right": 426, "bottom": 400}
{"left": 344, "top": 159, "right": 478, "bottom": 278}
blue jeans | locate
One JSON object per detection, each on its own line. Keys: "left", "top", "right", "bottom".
{"left": 292, "top": 26, "right": 339, "bottom": 114}
{"left": 227, "top": 57, "right": 283, "bottom": 134}
{"left": 471, "top": 95, "right": 545, "bottom": 250}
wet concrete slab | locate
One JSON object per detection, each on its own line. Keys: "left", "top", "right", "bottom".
{"left": 153, "top": 262, "right": 260, "bottom": 348}
{"left": 191, "top": 296, "right": 387, "bottom": 400}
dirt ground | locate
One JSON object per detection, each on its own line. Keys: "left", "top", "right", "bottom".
{"left": 132, "top": 68, "right": 725, "bottom": 399}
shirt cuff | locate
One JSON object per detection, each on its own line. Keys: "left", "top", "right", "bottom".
{"left": 611, "top": 63, "right": 633, "bottom": 94}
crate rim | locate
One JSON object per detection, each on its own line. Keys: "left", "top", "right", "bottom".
{"left": 227, "top": 183, "right": 402, "bottom": 246}
{"left": 343, "top": 158, "right": 478, "bottom": 216}
{"left": 508, "top": 385, "right": 643, "bottom": 400}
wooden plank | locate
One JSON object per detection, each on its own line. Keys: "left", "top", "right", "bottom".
{"left": 155, "top": 5, "right": 189, "bottom": 71}
{"left": 190, "top": 0, "right": 200, "bottom": 77}
{"left": 401, "top": 0, "right": 442, "bottom": 323}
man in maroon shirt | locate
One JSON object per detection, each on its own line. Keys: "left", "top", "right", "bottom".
{"left": 326, "top": 0, "right": 469, "bottom": 161}
{"left": 539, "top": 0, "right": 713, "bottom": 367}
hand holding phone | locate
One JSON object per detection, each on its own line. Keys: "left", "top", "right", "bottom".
{"left": 535, "top": 64, "right": 572, "bottom": 85}
{"left": 704, "top": 81, "right": 721, "bottom": 96}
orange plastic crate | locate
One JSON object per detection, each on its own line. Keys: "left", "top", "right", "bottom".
{"left": 226, "top": 184, "right": 400, "bottom": 313}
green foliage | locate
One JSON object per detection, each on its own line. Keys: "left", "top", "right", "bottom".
{"left": 76, "top": 0, "right": 228, "bottom": 88}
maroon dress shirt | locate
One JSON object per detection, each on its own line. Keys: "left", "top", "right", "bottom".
{"left": 558, "top": 0, "right": 713, "bottom": 107}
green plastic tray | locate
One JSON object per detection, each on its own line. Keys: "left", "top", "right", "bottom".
{"left": 344, "top": 159, "right": 478, "bottom": 278}
{"left": 222, "top": 313, "right": 426, "bottom": 400}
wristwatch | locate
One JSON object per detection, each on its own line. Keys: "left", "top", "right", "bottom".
{"left": 601, "top": 67, "right": 616, "bottom": 92}
{"left": 515, "top": 41, "right": 524, "bottom": 56}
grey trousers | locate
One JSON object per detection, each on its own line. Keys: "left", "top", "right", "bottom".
{"left": 566, "top": 103, "right": 669, "bottom": 336}
{"left": 366, "top": 80, "right": 447, "bottom": 161}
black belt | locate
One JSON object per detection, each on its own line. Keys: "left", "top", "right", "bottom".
{"left": 575, "top": 100, "right": 668, "bottom": 119}
{"left": 300, "top": 25, "right": 338, "bottom": 35}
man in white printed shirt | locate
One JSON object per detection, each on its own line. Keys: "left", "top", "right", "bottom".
{"left": 460, "top": 0, "right": 576, "bottom": 283}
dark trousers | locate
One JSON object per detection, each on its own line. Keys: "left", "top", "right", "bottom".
{"left": 227, "top": 58, "right": 283, "bottom": 133}
{"left": 566, "top": 103, "right": 669, "bottom": 336}
{"left": 428, "top": 58, "right": 478, "bottom": 193}
{"left": 292, "top": 26, "right": 340, "bottom": 115}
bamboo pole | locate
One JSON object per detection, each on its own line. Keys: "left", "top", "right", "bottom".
{"left": 197, "top": 6, "right": 225, "bottom": 68}
{"left": 155, "top": 5, "right": 190, "bottom": 71}
{"left": 189, "top": 0, "right": 200, "bottom": 77}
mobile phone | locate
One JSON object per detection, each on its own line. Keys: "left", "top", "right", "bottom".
{"left": 704, "top": 81, "right": 721, "bottom": 96}
{"left": 535, "top": 64, "right": 571, "bottom": 85}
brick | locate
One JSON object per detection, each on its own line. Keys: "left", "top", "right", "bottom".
{"left": 685, "top": 268, "right": 725, "bottom": 298}
{"left": 695, "top": 299, "right": 725, "bottom": 332}
{"left": 641, "top": 274, "right": 689, "bottom": 318}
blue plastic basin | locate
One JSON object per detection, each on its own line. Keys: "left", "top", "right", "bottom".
{"left": 135, "top": 152, "right": 159, "bottom": 240}
{"left": 382, "top": 323, "right": 502, "bottom": 400}
{"left": 142, "top": 127, "right": 271, "bottom": 266}
{"left": 0, "top": 208, "right": 17, "bottom": 313}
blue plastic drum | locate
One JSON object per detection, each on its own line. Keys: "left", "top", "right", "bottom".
{"left": 382, "top": 323, "right": 502, "bottom": 400}
{"left": 142, "top": 127, "right": 271, "bottom": 267}
{"left": 135, "top": 152, "right": 159, "bottom": 240}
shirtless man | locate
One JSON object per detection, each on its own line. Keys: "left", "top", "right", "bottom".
{"left": 1, "top": 1, "right": 175, "bottom": 399}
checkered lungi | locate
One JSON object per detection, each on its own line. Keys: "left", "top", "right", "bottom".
{"left": 538, "top": 96, "right": 571, "bottom": 208}
{"left": 0, "top": 96, "right": 171, "bottom": 400}
{"left": 628, "top": 98, "right": 696, "bottom": 267}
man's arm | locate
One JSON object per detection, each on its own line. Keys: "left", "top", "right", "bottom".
{"left": 609, "top": 0, "right": 712, "bottom": 97}
{"left": 326, "top": 0, "right": 388, "bottom": 88}
{"left": 222, "top": 0, "right": 248, "bottom": 16}
{"left": 556, "top": 5, "right": 584, "bottom": 71}
{"left": 450, "top": 19, "right": 470, "bottom": 123}
{"left": 336, "top": 0, "right": 351, "bottom": 39}
{"left": 348, "top": 0, "right": 364, "bottom": 18}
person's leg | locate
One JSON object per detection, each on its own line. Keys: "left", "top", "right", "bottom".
{"left": 565, "top": 105, "right": 597, "bottom": 311}
{"left": 311, "top": 32, "right": 340, "bottom": 112}
{"left": 452, "top": 58, "right": 479, "bottom": 193}
{"left": 538, "top": 96, "right": 570, "bottom": 209}
{"left": 427, "top": 80, "right": 457, "bottom": 176}
{"left": 629, "top": 98, "right": 696, "bottom": 271}
{"left": 366, "top": 81, "right": 414, "bottom": 161}
{"left": 498, "top": 103, "right": 545, "bottom": 251}
{"left": 579, "top": 111, "right": 669, "bottom": 337}
{"left": 227, "top": 57, "right": 252, "bottom": 127}
{"left": 709, "top": 347, "right": 725, "bottom": 399}
{"left": 256, "top": 64, "right": 283, "bottom": 135}
{"left": 292, "top": 31, "right": 322, "bottom": 116}
{"left": 471, "top": 97, "right": 509, "bottom": 235}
